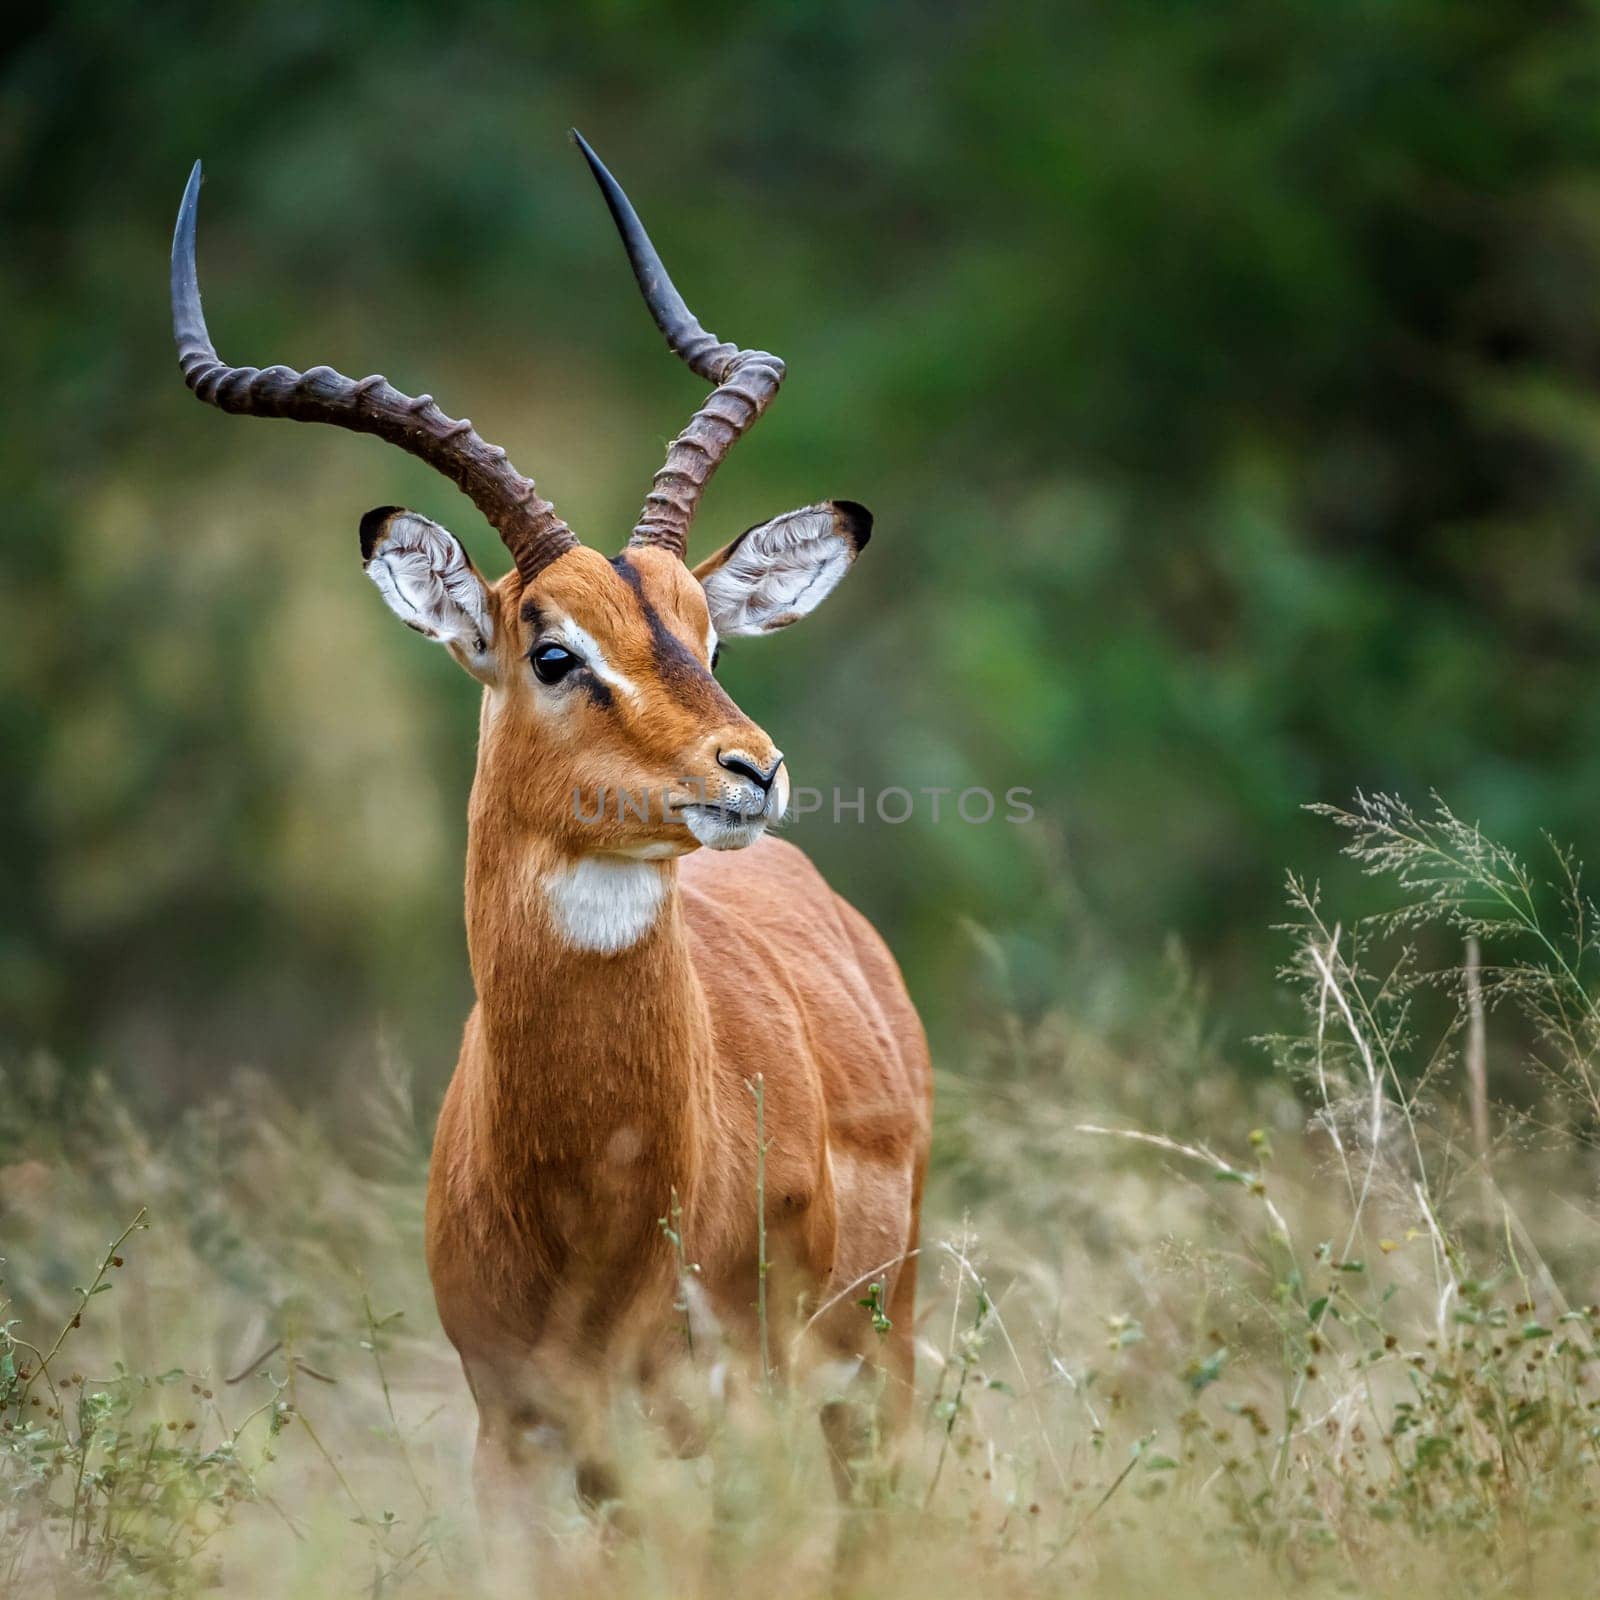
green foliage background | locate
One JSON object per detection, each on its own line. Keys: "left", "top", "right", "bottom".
{"left": 6, "top": 2, "right": 1600, "bottom": 1095}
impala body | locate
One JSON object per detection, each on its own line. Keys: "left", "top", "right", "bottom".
{"left": 170, "top": 135, "right": 931, "bottom": 1544}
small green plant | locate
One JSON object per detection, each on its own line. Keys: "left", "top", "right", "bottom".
{"left": 857, "top": 1280, "right": 892, "bottom": 1336}
{"left": 0, "top": 1212, "right": 273, "bottom": 1595}
{"left": 659, "top": 1184, "right": 701, "bottom": 1360}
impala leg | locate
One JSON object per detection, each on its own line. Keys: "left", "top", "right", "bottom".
{"left": 472, "top": 1404, "right": 582, "bottom": 1594}
{"left": 471, "top": 1379, "right": 633, "bottom": 1592}
{"left": 819, "top": 1253, "right": 920, "bottom": 1582}
{"left": 819, "top": 1243, "right": 920, "bottom": 1492}
{"left": 819, "top": 1363, "right": 892, "bottom": 1506}
{"left": 817, "top": 1362, "right": 895, "bottom": 1594}
{"left": 879, "top": 1239, "right": 919, "bottom": 1463}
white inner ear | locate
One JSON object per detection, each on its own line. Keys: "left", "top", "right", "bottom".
{"left": 364, "top": 512, "right": 493, "bottom": 657}
{"left": 700, "top": 505, "right": 855, "bottom": 637}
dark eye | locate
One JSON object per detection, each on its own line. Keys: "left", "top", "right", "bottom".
{"left": 711, "top": 644, "right": 722, "bottom": 672}
{"left": 531, "top": 642, "right": 580, "bottom": 684}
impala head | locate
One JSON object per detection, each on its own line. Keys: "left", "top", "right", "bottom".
{"left": 171, "top": 133, "right": 869, "bottom": 862}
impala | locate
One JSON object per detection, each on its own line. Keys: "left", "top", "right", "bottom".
{"left": 169, "top": 134, "right": 932, "bottom": 1548}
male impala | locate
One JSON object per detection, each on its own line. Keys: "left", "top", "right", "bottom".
{"left": 170, "top": 136, "right": 931, "bottom": 1539}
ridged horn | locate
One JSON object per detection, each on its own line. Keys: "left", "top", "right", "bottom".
{"left": 572, "top": 131, "right": 785, "bottom": 560}
{"left": 171, "top": 160, "right": 578, "bottom": 582}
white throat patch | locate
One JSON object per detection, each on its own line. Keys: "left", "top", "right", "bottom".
{"left": 542, "top": 857, "right": 668, "bottom": 953}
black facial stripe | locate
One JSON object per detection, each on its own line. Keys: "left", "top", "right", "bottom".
{"left": 610, "top": 556, "right": 737, "bottom": 716}
{"left": 519, "top": 597, "right": 544, "bottom": 630}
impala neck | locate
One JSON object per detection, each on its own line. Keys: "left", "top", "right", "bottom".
{"left": 461, "top": 783, "right": 713, "bottom": 1166}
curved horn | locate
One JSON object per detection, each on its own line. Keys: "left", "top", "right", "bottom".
{"left": 171, "top": 161, "right": 578, "bottom": 583}
{"left": 572, "top": 131, "right": 785, "bottom": 560}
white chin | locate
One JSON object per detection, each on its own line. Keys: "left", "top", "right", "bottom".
{"left": 683, "top": 808, "right": 768, "bottom": 852}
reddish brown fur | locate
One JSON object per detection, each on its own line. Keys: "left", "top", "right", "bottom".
{"left": 420, "top": 542, "right": 932, "bottom": 1527}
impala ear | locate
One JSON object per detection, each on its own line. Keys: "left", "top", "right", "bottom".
{"left": 360, "top": 507, "right": 496, "bottom": 680}
{"left": 691, "top": 501, "right": 871, "bottom": 637}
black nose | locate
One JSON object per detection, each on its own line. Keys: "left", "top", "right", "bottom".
{"left": 717, "top": 749, "right": 782, "bottom": 791}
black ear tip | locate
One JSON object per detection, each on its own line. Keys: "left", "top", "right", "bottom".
{"left": 832, "top": 500, "right": 873, "bottom": 551}
{"left": 359, "top": 505, "right": 406, "bottom": 562}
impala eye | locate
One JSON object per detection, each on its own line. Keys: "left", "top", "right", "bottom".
{"left": 711, "top": 644, "right": 722, "bottom": 672}
{"left": 531, "top": 642, "right": 581, "bottom": 684}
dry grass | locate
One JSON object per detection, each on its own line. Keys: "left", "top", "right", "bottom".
{"left": 3, "top": 794, "right": 1598, "bottom": 1597}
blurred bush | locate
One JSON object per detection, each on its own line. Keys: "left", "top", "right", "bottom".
{"left": 5, "top": 3, "right": 1600, "bottom": 1094}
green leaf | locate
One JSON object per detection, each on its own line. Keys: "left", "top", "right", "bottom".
{"left": 1187, "top": 1348, "right": 1228, "bottom": 1393}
